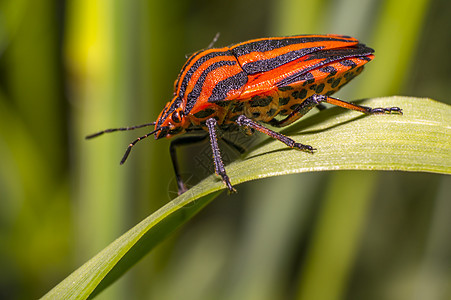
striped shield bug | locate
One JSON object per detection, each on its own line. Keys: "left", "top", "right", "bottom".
{"left": 87, "top": 34, "right": 402, "bottom": 195}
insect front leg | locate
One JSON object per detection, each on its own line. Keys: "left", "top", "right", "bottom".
{"left": 236, "top": 115, "right": 315, "bottom": 153}
{"left": 170, "top": 134, "right": 209, "bottom": 195}
{"left": 205, "top": 118, "right": 236, "bottom": 193}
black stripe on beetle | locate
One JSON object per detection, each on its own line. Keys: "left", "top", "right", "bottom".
{"left": 304, "top": 44, "right": 374, "bottom": 61}
{"left": 340, "top": 59, "right": 357, "bottom": 68}
{"left": 319, "top": 65, "right": 338, "bottom": 76}
{"left": 207, "top": 71, "right": 248, "bottom": 103}
{"left": 275, "top": 46, "right": 371, "bottom": 87}
{"left": 239, "top": 47, "right": 322, "bottom": 74}
{"left": 231, "top": 36, "right": 355, "bottom": 57}
{"left": 185, "top": 59, "right": 237, "bottom": 110}
{"left": 178, "top": 50, "right": 232, "bottom": 99}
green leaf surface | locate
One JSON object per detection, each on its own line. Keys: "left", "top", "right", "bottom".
{"left": 43, "top": 96, "right": 450, "bottom": 299}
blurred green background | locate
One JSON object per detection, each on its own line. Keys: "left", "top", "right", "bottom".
{"left": 0, "top": 0, "right": 450, "bottom": 299}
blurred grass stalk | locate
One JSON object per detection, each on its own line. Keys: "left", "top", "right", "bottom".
{"left": 0, "top": 0, "right": 73, "bottom": 298}
{"left": 65, "top": 1, "right": 131, "bottom": 299}
{"left": 65, "top": 0, "right": 183, "bottom": 298}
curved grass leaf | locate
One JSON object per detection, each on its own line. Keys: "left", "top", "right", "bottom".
{"left": 43, "top": 96, "right": 450, "bottom": 299}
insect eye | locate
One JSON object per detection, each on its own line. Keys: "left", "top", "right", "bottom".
{"left": 171, "top": 111, "right": 181, "bottom": 123}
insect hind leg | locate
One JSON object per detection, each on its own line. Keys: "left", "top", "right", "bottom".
{"left": 320, "top": 95, "right": 403, "bottom": 115}
{"left": 270, "top": 94, "right": 402, "bottom": 128}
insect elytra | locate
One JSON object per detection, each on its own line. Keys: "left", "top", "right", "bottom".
{"left": 87, "top": 34, "right": 402, "bottom": 194}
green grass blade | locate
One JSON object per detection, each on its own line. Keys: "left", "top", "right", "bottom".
{"left": 42, "top": 190, "right": 222, "bottom": 300}
{"left": 43, "top": 96, "right": 450, "bottom": 299}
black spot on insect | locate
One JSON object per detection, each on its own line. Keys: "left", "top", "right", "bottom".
{"left": 299, "top": 88, "right": 308, "bottom": 99}
{"left": 215, "top": 101, "right": 230, "bottom": 107}
{"left": 193, "top": 108, "right": 215, "bottom": 119}
{"left": 344, "top": 72, "right": 356, "bottom": 81}
{"left": 327, "top": 78, "right": 334, "bottom": 84}
{"left": 356, "top": 66, "right": 363, "bottom": 73}
{"left": 232, "top": 102, "right": 244, "bottom": 113}
{"left": 252, "top": 111, "right": 261, "bottom": 118}
{"left": 278, "top": 85, "right": 294, "bottom": 91}
{"left": 331, "top": 78, "right": 341, "bottom": 88}
{"left": 319, "top": 65, "right": 337, "bottom": 76}
{"left": 250, "top": 96, "right": 273, "bottom": 107}
{"left": 279, "top": 97, "right": 291, "bottom": 106}
{"left": 359, "top": 56, "right": 372, "bottom": 61}
{"left": 292, "top": 88, "right": 307, "bottom": 100}
{"left": 316, "top": 83, "right": 325, "bottom": 93}
{"left": 340, "top": 59, "right": 357, "bottom": 69}
{"left": 266, "top": 108, "right": 277, "bottom": 116}
{"left": 309, "top": 84, "right": 317, "bottom": 91}
{"left": 279, "top": 109, "right": 288, "bottom": 115}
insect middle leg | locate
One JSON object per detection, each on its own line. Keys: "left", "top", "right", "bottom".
{"left": 236, "top": 115, "right": 315, "bottom": 153}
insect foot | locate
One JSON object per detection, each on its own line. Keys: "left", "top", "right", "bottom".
{"left": 364, "top": 106, "right": 403, "bottom": 114}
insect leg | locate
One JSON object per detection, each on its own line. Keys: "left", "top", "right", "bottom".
{"left": 236, "top": 115, "right": 315, "bottom": 153}
{"left": 320, "top": 95, "right": 403, "bottom": 115}
{"left": 206, "top": 118, "right": 236, "bottom": 193}
{"left": 170, "top": 134, "right": 208, "bottom": 195}
{"left": 271, "top": 94, "right": 402, "bottom": 128}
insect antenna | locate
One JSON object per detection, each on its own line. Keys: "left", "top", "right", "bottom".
{"left": 184, "top": 33, "right": 221, "bottom": 59}
{"left": 120, "top": 128, "right": 160, "bottom": 165}
{"left": 207, "top": 32, "right": 220, "bottom": 49}
{"left": 85, "top": 122, "right": 156, "bottom": 139}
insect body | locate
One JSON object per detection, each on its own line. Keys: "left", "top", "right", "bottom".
{"left": 87, "top": 34, "right": 402, "bottom": 194}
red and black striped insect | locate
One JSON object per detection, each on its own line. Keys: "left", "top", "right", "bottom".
{"left": 87, "top": 34, "right": 402, "bottom": 194}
